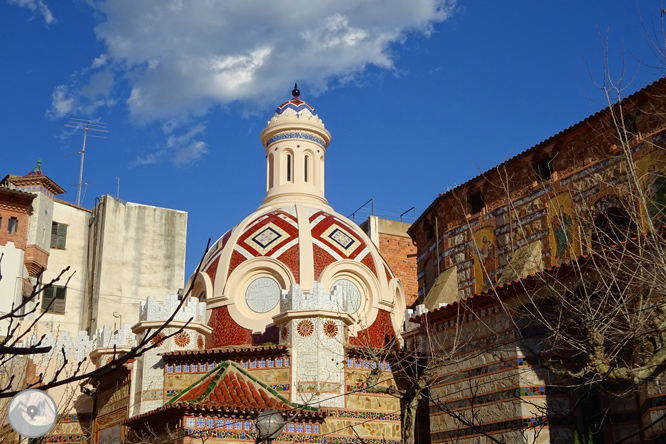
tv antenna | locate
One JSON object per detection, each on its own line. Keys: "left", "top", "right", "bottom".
{"left": 64, "top": 118, "right": 108, "bottom": 206}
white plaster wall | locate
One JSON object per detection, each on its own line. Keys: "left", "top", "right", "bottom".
{"left": 0, "top": 244, "right": 25, "bottom": 336}
{"left": 91, "top": 196, "right": 187, "bottom": 331}
{"left": 26, "top": 192, "right": 54, "bottom": 251}
{"left": 41, "top": 202, "right": 91, "bottom": 336}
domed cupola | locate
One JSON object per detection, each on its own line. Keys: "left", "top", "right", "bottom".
{"left": 260, "top": 84, "right": 331, "bottom": 207}
{"left": 187, "top": 86, "right": 406, "bottom": 362}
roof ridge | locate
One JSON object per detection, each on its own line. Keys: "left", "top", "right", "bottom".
{"left": 166, "top": 359, "right": 320, "bottom": 412}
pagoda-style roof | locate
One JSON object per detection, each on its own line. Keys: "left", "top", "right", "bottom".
{"left": 125, "top": 360, "right": 323, "bottom": 429}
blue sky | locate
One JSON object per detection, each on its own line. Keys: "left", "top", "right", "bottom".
{"left": 2, "top": 0, "right": 665, "bottom": 275}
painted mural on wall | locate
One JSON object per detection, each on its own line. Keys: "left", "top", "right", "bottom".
{"left": 474, "top": 226, "right": 498, "bottom": 292}
{"left": 636, "top": 151, "right": 666, "bottom": 226}
{"left": 548, "top": 192, "right": 579, "bottom": 266}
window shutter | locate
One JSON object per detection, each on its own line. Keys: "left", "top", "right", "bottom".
{"left": 41, "top": 286, "right": 66, "bottom": 313}
{"left": 53, "top": 287, "right": 66, "bottom": 313}
{"left": 56, "top": 224, "right": 67, "bottom": 249}
{"left": 51, "top": 223, "right": 68, "bottom": 249}
{"left": 50, "top": 223, "right": 58, "bottom": 248}
{"left": 42, "top": 286, "right": 54, "bottom": 311}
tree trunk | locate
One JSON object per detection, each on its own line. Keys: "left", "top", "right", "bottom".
{"left": 402, "top": 390, "right": 420, "bottom": 444}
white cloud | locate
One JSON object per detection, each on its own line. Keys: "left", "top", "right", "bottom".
{"left": 50, "top": 0, "right": 456, "bottom": 165}
{"left": 46, "top": 69, "right": 116, "bottom": 119}
{"left": 47, "top": 85, "right": 74, "bottom": 118}
{"left": 131, "top": 123, "right": 209, "bottom": 168}
{"left": 8, "top": 0, "right": 56, "bottom": 24}
{"left": 86, "top": 0, "right": 454, "bottom": 120}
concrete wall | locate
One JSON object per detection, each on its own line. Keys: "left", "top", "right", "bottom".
{"left": 90, "top": 195, "right": 187, "bottom": 331}
{"left": 0, "top": 244, "right": 25, "bottom": 335}
{"left": 40, "top": 200, "right": 91, "bottom": 336}
{"left": 26, "top": 192, "right": 54, "bottom": 252}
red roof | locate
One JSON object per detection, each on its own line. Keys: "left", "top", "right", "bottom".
{"left": 168, "top": 360, "right": 320, "bottom": 414}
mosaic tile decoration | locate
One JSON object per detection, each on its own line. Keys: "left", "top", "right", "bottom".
{"left": 266, "top": 131, "right": 325, "bottom": 148}
{"left": 328, "top": 228, "right": 354, "bottom": 249}
{"left": 229, "top": 208, "right": 300, "bottom": 280}
{"left": 321, "top": 225, "right": 360, "bottom": 257}
{"left": 174, "top": 332, "right": 190, "bottom": 347}
{"left": 250, "top": 224, "right": 285, "bottom": 253}
{"left": 43, "top": 435, "right": 88, "bottom": 443}
{"left": 207, "top": 305, "right": 253, "bottom": 347}
{"left": 297, "top": 320, "right": 314, "bottom": 337}
{"left": 309, "top": 210, "right": 377, "bottom": 277}
{"left": 328, "top": 409, "right": 401, "bottom": 422}
{"left": 275, "top": 97, "right": 318, "bottom": 116}
{"left": 323, "top": 320, "right": 338, "bottom": 337}
{"left": 349, "top": 309, "right": 395, "bottom": 348}
{"left": 183, "top": 427, "right": 363, "bottom": 443}
{"left": 203, "top": 228, "right": 233, "bottom": 270}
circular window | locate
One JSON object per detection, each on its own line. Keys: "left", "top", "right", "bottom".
{"left": 331, "top": 279, "right": 362, "bottom": 314}
{"left": 245, "top": 277, "right": 281, "bottom": 313}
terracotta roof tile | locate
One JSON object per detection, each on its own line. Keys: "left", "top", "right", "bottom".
{"left": 125, "top": 360, "right": 324, "bottom": 428}
{"left": 167, "top": 361, "right": 318, "bottom": 413}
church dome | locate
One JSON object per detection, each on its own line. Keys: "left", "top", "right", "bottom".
{"left": 187, "top": 87, "right": 405, "bottom": 348}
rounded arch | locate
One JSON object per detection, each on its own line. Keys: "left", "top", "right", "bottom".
{"left": 283, "top": 149, "right": 294, "bottom": 183}
{"left": 216, "top": 256, "right": 295, "bottom": 332}
{"left": 303, "top": 149, "right": 315, "bottom": 184}
{"left": 590, "top": 194, "right": 636, "bottom": 249}
{"left": 388, "top": 277, "right": 406, "bottom": 335}
{"left": 268, "top": 152, "right": 274, "bottom": 190}
{"left": 319, "top": 259, "right": 382, "bottom": 336}
{"left": 318, "top": 154, "right": 325, "bottom": 192}
{"left": 186, "top": 271, "right": 213, "bottom": 304}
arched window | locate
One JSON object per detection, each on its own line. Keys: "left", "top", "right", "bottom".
{"left": 468, "top": 191, "right": 485, "bottom": 215}
{"left": 286, "top": 154, "right": 292, "bottom": 182}
{"left": 592, "top": 207, "right": 634, "bottom": 249}
{"left": 268, "top": 154, "right": 274, "bottom": 189}
{"left": 304, "top": 155, "right": 309, "bottom": 182}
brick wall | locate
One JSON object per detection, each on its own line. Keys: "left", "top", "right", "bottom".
{"left": 0, "top": 190, "right": 33, "bottom": 250}
{"left": 378, "top": 232, "right": 418, "bottom": 306}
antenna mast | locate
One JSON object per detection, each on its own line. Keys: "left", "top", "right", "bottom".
{"left": 64, "top": 119, "right": 108, "bottom": 206}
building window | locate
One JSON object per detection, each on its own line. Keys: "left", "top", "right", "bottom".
{"left": 42, "top": 285, "right": 66, "bottom": 314}
{"left": 268, "top": 154, "right": 274, "bottom": 189}
{"left": 304, "top": 155, "right": 309, "bottom": 182}
{"left": 592, "top": 207, "right": 634, "bottom": 249}
{"left": 469, "top": 191, "right": 485, "bottom": 214}
{"left": 7, "top": 217, "right": 18, "bottom": 235}
{"left": 286, "top": 154, "right": 292, "bottom": 182}
{"left": 51, "top": 222, "right": 68, "bottom": 249}
{"left": 533, "top": 156, "right": 554, "bottom": 182}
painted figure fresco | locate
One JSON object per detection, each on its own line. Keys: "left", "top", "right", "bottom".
{"left": 552, "top": 204, "right": 574, "bottom": 264}
{"left": 474, "top": 227, "right": 498, "bottom": 292}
